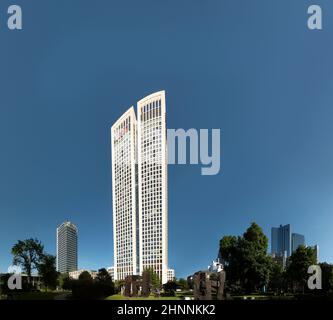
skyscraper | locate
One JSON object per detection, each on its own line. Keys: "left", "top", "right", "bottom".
{"left": 56, "top": 221, "right": 78, "bottom": 273}
{"left": 271, "top": 224, "right": 291, "bottom": 257}
{"left": 291, "top": 233, "right": 305, "bottom": 252}
{"left": 137, "top": 91, "right": 168, "bottom": 284}
{"left": 309, "top": 244, "right": 319, "bottom": 262}
{"left": 111, "top": 91, "right": 168, "bottom": 284}
{"left": 111, "top": 107, "right": 139, "bottom": 281}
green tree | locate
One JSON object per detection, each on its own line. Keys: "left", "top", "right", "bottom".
{"left": 114, "top": 280, "right": 125, "bottom": 294}
{"left": 0, "top": 274, "right": 11, "bottom": 296}
{"left": 11, "top": 238, "right": 44, "bottom": 287}
{"left": 219, "top": 235, "right": 238, "bottom": 265}
{"left": 79, "top": 271, "right": 93, "bottom": 281}
{"left": 59, "top": 273, "right": 71, "bottom": 290}
{"left": 319, "top": 263, "right": 333, "bottom": 297}
{"left": 145, "top": 268, "right": 161, "bottom": 291}
{"left": 286, "top": 245, "right": 317, "bottom": 293}
{"left": 38, "top": 254, "right": 59, "bottom": 291}
{"left": 163, "top": 281, "right": 177, "bottom": 296}
{"left": 243, "top": 222, "right": 268, "bottom": 252}
{"left": 96, "top": 268, "right": 112, "bottom": 282}
{"left": 177, "top": 278, "right": 188, "bottom": 291}
{"left": 96, "top": 268, "right": 115, "bottom": 297}
{"left": 219, "top": 222, "right": 272, "bottom": 293}
{"left": 268, "top": 260, "right": 285, "bottom": 294}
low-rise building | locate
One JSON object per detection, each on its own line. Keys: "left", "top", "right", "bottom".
{"left": 167, "top": 268, "right": 175, "bottom": 282}
{"left": 107, "top": 267, "right": 115, "bottom": 281}
{"left": 271, "top": 251, "right": 287, "bottom": 270}
{"left": 69, "top": 269, "right": 98, "bottom": 280}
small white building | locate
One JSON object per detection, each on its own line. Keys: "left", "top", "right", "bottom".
{"left": 167, "top": 268, "right": 175, "bottom": 282}
{"left": 107, "top": 266, "right": 115, "bottom": 281}
{"left": 69, "top": 269, "right": 98, "bottom": 280}
{"left": 208, "top": 259, "right": 223, "bottom": 273}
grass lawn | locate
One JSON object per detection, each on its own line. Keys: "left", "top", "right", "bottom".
{"left": 231, "top": 294, "right": 295, "bottom": 300}
{"left": 10, "top": 291, "right": 65, "bottom": 300}
{"left": 106, "top": 294, "right": 181, "bottom": 300}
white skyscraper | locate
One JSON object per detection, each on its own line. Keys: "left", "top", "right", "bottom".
{"left": 56, "top": 221, "right": 78, "bottom": 273}
{"left": 111, "top": 107, "right": 139, "bottom": 281}
{"left": 111, "top": 91, "right": 168, "bottom": 284}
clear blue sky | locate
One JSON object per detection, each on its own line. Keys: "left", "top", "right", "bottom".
{"left": 1, "top": 0, "right": 333, "bottom": 278}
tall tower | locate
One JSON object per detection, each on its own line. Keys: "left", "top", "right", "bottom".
{"left": 291, "top": 233, "right": 305, "bottom": 253}
{"left": 137, "top": 91, "right": 168, "bottom": 284}
{"left": 111, "top": 91, "right": 168, "bottom": 284}
{"left": 271, "top": 224, "right": 291, "bottom": 257}
{"left": 56, "top": 221, "right": 78, "bottom": 273}
{"left": 111, "top": 107, "right": 139, "bottom": 281}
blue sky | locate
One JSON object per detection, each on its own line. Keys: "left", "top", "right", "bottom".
{"left": 1, "top": 0, "right": 333, "bottom": 278}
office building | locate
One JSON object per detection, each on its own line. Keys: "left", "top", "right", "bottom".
{"left": 69, "top": 269, "right": 98, "bottom": 280}
{"left": 271, "top": 252, "right": 287, "bottom": 270}
{"left": 56, "top": 221, "right": 78, "bottom": 273}
{"left": 309, "top": 245, "right": 319, "bottom": 262}
{"left": 167, "top": 268, "right": 175, "bottom": 282}
{"left": 111, "top": 91, "right": 168, "bottom": 284}
{"left": 107, "top": 266, "right": 115, "bottom": 281}
{"left": 271, "top": 224, "right": 291, "bottom": 257}
{"left": 111, "top": 107, "right": 138, "bottom": 281}
{"left": 291, "top": 233, "right": 305, "bottom": 252}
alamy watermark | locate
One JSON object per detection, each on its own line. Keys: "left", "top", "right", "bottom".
{"left": 168, "top": 129, "right": 220, "bottom": 176}
{"left": 1, "top": 5, "right": 22, "bottom": 30}
{"left": 1, "top": 265, "right": 22, "bottom": 290}
{"left": 124, "top": 128, "right": 222, "bottom": 176}
{"left": 0, "top": 4, "right": 328, "bottom": 32}
{"left": 308, "top": 5, "right": 322, "bottom": 30}
{"left": 308, "top": 265, "right": 322, "bottom": 290}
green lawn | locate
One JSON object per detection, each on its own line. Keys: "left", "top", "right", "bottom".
{"left": 9, "top": 291, "right": 65, "bottom": 300}
{"left": 231, "top": 294, "right": 295, "bottom": 300}
{"left": 106, "top": 294, "right": 181, "bottom": 300}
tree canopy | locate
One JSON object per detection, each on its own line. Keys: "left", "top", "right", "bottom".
{"left": 38, "top": 254, "right": 59, "bottom": 291}
{"left": 286, "top": 245, "right": 317, "bottom": 292}
{"left": 219, "top": 222, "right": 272, "bottom": 293}
{"left": 11, "top": 238, "right": 44, "bottom": 285}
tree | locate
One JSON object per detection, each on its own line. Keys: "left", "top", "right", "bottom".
{"left": 268, "top": 260, "right": 285, "bottom": 294}
{"left": 11, "top": 238, "right": 44, "bottom": 287}
{"left": 243, "top": 222, "right": 268, "bottom": 252}
{"left": 163, "top": 281, "right": 177, "bottom": 296}
{"left": 96, "top": 268, "right": 112, "bottom": 282}
{"left": 145, "top": 268, "right": 161, "bottom": 291}
{"left": 177, "top": 278, "right": 188, "bottom": 291}
{"left": 70, "top": 270, "right": 114, "bottom": 300}
{"left": 219, "top": 222, "right": 272, "bottom": 293}
{"left": 219, "top": 235, "right": 238, "bottom": 265}
{"left": 114, "top": 280, "right": 125, "bottom": 294}
{"left": 96, "top": 268, "right": 115, "bottom": 297}
{"left": 219, "top": 235, "right": 242, "bottom": 291}
{"left": 59, "top": 273, "right": 72, "bottom": 291}
{"left": 286, "top": 245, "right": 317, "bottom": 293}
{"left": 319, "top": 263, "right": 333, "bottom": 297}
{"left": 38, "top": 254, "right": 59, "bottom": 291}
{"left": 0, "top": 274, "right": 11, "bottom": 296}
{"left": 79, "top": 271, "right": 93, "bottom": 281}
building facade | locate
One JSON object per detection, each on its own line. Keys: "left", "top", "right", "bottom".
{"left": 137, "top": 91, "right": 168, "bottom": 284}
{"left": 69, "top": 270, "right": 98, "bottom": 280}
{"left": 111, "top": 91, "right": 168, "bottom": 284}
{"left": 111, "top": 107, "right": 139, "bottom": 281}
{"left": 167, "top": 268, "right": 175, "bottom": 282}
{"left": 271, "top": 224, "right": 291, "bottom": 257}
{"left": 56, "top": 221, "right": 78, "bottom": 273}
{"left": 291, "top": 233, "right": 305, "bottom": 252}
{"left": 107, "top": 266, "right": 115, "bottom": 281}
